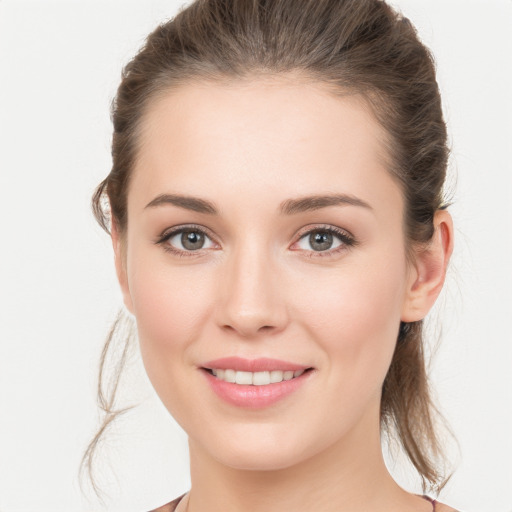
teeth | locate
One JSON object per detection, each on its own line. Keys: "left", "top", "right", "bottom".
{"left": 235, "top": 371, "right": 253, "bottom": 385}
{"left": 209, "top": 368, "right": 307, "bottom": 385}
{"left": 270, "top": 370, "right": 284, "bottom": 383}
{"left": 253, "top": 371, "right": 271, "bottom": 386}
{"left": 224, "top": 369, "right": 236, "bottom": 383}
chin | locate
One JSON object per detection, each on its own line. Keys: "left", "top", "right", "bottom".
{"left": 214, "top": 447, "right": 306, "bottom": 472}
{"left": 200, "top": 424, "right": 323, "bottom": 472}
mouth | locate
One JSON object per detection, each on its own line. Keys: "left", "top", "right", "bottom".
{"left": 202, "top": 367, "right": 313, "bottom": 386}
{"left": 199, "top": 357, "right": 314, "bottom": 407}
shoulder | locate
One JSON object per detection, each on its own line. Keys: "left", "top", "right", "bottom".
{"left": 435, "top": 501, "right": 461, "bottom": 512}
{"left": 149, "top": 494, "right": 462, "bottom": 512}
{"left": 149, "top": 493, "right": 186, "bottom": 512}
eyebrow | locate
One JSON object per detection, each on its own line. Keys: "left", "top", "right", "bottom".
{"left": 279, "top": 194, "right": 372, "bottom": 215}
{"left": 144, "top": 193, "right": 372, "bottom": 215}
{"left": 145, "top": 194, "right": 217, "bottom": 214}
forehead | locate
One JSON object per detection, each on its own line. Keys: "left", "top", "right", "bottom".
{"left": 130, "top": 76, "right": 401, "bottom": 215}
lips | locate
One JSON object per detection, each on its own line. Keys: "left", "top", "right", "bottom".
{"left": 200, "top": 357, "right": 314, "bottom": 408}
{"left": 202, "top": 356, "right": 310, "bottom": 373}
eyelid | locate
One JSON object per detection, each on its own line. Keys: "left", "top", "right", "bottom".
{"left": 294, "top": 223, "right": 355, "bottom": 241}
{"left": 290, "top": 224, "right": 357, "bottom": 256}
{"left": 155, "top": 224, "right": 220, "bottom": 255}
{"left": 157, "top": 223, "right": 216, "bottom": 241}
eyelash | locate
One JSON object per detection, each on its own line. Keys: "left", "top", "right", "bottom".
{"left": 293, "top": 225, "right": 357, "bottom": 258}
{"left": 155, "top": 224, "right": 357, "bottom": 259}
{"left": 155, "top": 224, "right": 217, "bottom": 258}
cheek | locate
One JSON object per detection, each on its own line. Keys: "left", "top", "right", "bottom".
{"left": 292, "top": 253, "right": 407, "bottom": 378}
{"left": 131, "top": 272, "right": 198, "bottom": 343}
{"left": 126, "top": 260, "right": 220, "bottom": 425}
{"left": 126, "top": 249, "right": 216, "bottom": 379}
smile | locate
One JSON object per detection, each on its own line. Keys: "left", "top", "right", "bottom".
{"left": 200, "top": 357, "right": 314, "bottom": 408}
{"left": 207, "top": 368, "right": 306, "bottom": 385}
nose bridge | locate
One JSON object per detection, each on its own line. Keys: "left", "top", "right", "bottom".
{"left": 217, "top": 236, "right": 287, "bottom": 337}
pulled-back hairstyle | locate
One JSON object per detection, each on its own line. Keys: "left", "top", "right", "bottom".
{"left": 86, "top": 0, "right": 453, "bottom": 497}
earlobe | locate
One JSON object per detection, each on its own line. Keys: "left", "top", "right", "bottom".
{"left": 401, "top": 210, "right": 454, "bottom": 322}
{"left": 111, "top": 220, "right": 134, "bottom": 314}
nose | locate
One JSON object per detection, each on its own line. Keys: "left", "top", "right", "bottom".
{"left": 215, "top": 243, "right": 289, "bottom": 338}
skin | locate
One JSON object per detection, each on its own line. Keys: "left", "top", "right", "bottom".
{"left": 112, "top": 76, "right": 455, "bottom": 512}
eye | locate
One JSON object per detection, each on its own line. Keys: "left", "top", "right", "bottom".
{"left": 292, "top": 226, "right": 356, "bottom": 255}
{"left": 157, "top": 226, "right": 217, "bottom": 254}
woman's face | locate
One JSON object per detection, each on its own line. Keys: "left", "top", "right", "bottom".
{"left": 118, "top": 77, "right": 419, "bottom": 471}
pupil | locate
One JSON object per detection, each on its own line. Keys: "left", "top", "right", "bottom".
{"left": 310, "top": 231, "right": 333, "bottom": 251}
{"left": 182, "top": 231, "right": 204, "bottom": 250}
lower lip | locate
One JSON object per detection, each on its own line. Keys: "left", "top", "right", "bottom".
{"left": 201, "top": 369, "right": 313, "bottom": 409}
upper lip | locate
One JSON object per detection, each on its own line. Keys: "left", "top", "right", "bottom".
{"left": 201, "top": 357, "right": 311, "bottom": 372}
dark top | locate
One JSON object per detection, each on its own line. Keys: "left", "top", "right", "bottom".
{"left": 150, "top": 493, "right": 439, "bottom": 511}
{"left": 150, "top": 493, "right": 185, "bottom": 512}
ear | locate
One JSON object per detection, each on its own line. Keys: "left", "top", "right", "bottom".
{"left": 111, "top": 219, "right": 134, "bottom": 314}
{"left": 401, "top": 210, "right": 454, "bottom": 322}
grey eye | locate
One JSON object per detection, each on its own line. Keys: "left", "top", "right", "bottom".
{"left": 167, "top": 229, "right": 215, "bottom": 251}
{"left": 309, "top": 231, "right": 333, "bottom": 251}
{"left": 181, "top": 230, "right": 205, "bottom": 250}
{"left": 296, "top": 230, "right": 343, "bottom": 252}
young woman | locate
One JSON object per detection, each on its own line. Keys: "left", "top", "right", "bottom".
{"left": 88, "top": 0, "right": 458, "bottom": 510}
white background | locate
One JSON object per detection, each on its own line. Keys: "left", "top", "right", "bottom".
{"left": 0, "top": 1, "right": 511, "bottom": 511}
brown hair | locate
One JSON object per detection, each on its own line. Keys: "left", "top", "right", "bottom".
{"left": 85, "top": 0, "right": 454, "bottom": 496}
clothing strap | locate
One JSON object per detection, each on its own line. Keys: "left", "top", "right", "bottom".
{"left": 422, "top": 494, "right": 437, "bottom": 511}
{"left": 158, "top": 492, "right": 437, "bottom": 511}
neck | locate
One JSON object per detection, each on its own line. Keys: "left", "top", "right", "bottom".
{"left": 185, "top": 404, "right": 428, "bottom": 512}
